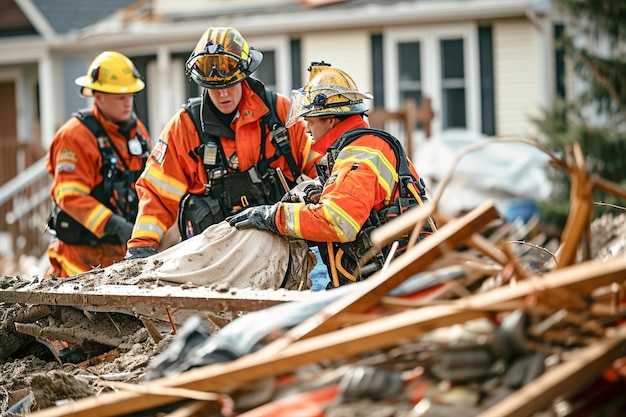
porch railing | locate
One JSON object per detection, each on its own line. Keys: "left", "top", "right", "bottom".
{"left": 0, "top": 140, "right": 51, "bottom": 261}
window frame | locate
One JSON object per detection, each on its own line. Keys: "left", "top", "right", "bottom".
{"left": 384, "top": 23, "right": 481, "bottom": 137}
{"left": 245, "top": 35, "right": 292, "bottom": 96}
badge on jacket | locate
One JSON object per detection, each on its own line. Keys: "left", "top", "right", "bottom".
{"left": 151, "top": 139, "right": 167, "bottom": 164}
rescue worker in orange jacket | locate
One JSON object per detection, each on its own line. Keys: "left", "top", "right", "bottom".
{"left": 46, "top": 51, "right": 151, "bottom": 277}
{"left": 126, "top": 27, "right": 320, "bottom": 259}
{"left": 228, "top": 62, "right": 433, "bottom": 287}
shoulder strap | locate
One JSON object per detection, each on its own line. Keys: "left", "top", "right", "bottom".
{"left": 73, "top": 109, "right": 105, "bottom": 138}
{"left": 261, "top": 89, "right": 302, "bottom": 181}
{"left": 73, "top": 109, "right": 119, "bottom": 196}
{"left": 331, "top": 128, "right": 424, "bottom": 198}
{"left": 183, "top": 97, "right": 207, "bottom": 143}
{"left": 262, "top": 89, "right": 282, "bottom": 130}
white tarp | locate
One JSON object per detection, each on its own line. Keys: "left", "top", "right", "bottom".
{"left": 413, "top": 130, "right": 553, "bottom": 218}
{"left": 100, "top": 222, "right": 314, "bottom": 291}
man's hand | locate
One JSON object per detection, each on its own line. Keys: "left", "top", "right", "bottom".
{"left": 302, "top": 182, "right": 323, "bottom": 204}
{"left": 279, "top": 179, "right": 323, "bottom": 204}
{"left": 226, "top": 204, "right": 278, "bottom": 232}
{"left": 125, "top": 246, "right": 159, "bottom": 260}
{"left": 104, "top": 214, "right": 134, "bottom": 244}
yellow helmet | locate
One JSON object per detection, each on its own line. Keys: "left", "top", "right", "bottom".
{"left": 286, "top": 61, "right": 373, "bottom": 127}
{"left": 74, "top": 51, "right": 144, "bottom": 97}
{"left": 185, "top": 27, "right": 263, "bottom": 89}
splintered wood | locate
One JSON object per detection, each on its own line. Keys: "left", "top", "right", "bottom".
{"left": 6, "top": 142, "right": 626, "bottom": 417}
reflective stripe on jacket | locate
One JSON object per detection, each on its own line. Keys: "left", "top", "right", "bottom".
{"left": 46, "top": 104, "right": 150, "bottom": 238}
{"left": 275, "top": 115, "right": 422, "bottom": 243}
{"left": 129, "top": 80, "right": 320, "bottom": 249}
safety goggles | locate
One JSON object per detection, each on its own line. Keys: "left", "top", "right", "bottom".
{"left": 186, "top": 52, "right": 247, "bottom": 80}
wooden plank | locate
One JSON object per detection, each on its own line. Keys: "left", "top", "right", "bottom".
{"left": 368, "top": 200, "right": 435, "bottom": 248}
{"left": 27, "top": 255, "right": 626, "bottom": 417}
{"left": 477, "top": 324, "right": 626, "bottom": 417}
{"left": 262, "top": 200, "right": 500, "bottom": 346}
{"left": 0, "top": 283, "right": 309, "bottom": 315}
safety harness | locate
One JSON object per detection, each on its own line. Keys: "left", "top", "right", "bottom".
{"left": 317, "top": 127, "right": 432, "bottom": 287}
{"left": 47, "top": 111, "right": 149, "bottom": 246}
{"left": 178, "top": 81, "right": 302, "bottom": 240}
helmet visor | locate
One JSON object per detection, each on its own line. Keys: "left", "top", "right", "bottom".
{"left": 186, "top": 52, "right": 246, "bottom": 87}
{"left": 285, "top": 87, "right": 373, "bottom": 127}
{"left": 286, "top": 88, "right": 307, "bottom": 128}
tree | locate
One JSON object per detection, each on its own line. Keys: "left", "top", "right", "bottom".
{"left": 534, "top": 0, "right": 626, "bottom": 229}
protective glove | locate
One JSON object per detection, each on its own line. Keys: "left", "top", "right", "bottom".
{"left": 104, "top": 214, "right": 134, "bottom": 244}
{"left": 302, "top": 182, "right": 323, "bottom": 204}
{"left": 226, "top": 204, "right": 278, "bottom": 233}
{"left": 280, "top": 179, "right": 323, "bottom": 204}
{"left": 125, "top": 246, "right": 159, "bottom": 260}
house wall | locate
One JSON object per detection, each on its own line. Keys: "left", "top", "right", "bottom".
{"left": 300, "top": 30, "right": 373, "bottom": 97}
{"left": 493, "top": 18, "right": 542, "bottom": 138}
{"left": 3, "top": 0, "right": 556, "bottom": 152}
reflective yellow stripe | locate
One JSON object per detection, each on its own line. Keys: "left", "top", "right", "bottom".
{"left": 53, "top": 181, "right": 90, "bottom": 200}
{"left": 134, "top": 215, "right": 166, "bottom": 240}
{"left": 337, "top": 145, "right": 397, "bottom": 203}
{"left": 324, "top": 200, "right": 360, "bottom": 242}
{"left": 84, "top": 204, "right": 110, "bottom": 233}
{"left": 143, "top": 166, "right": 186, "bottom": 201}
{"left": 54, "top": 254, "right": 84, "bottom": 276}
{"left": 64, "top": 260, "right": 84, "bottom": 276}
{"left": 283, "top": 203, "right": 302, "bottom": 238}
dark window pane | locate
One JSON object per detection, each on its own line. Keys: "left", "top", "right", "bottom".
{"left": 441, "top": 39, "right": 464, "bottom": 79}
{"left": 290, "top": 38, "right": 302, "bottom": 90}
{"left": 400, "top": 90, "right": 422, "bottom": 106}
{"left": 372, "top": 33, "right": 385, "bottom": 108}
{"left": 254, "top": 50, "right": 276, "bottom": 89}
{"left": 443, "top": 88, "right": 466, "bottom": 128}
{"left": 400, "top": 90, "right": 424, "bottom": 130}
{"left": 441, "top": 38, "right": 466, "bottom": 129}
{"left": 173, "top": 51, "right": 202, "bottom": 99}
{"left": 398, "top": 42, "right": 423, "bottom": 131}
{"left": 398, "top": 42, "right": 421, "bottom": 82}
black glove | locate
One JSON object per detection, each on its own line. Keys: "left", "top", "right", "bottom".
{"left": 280, "top": 191, "right": 300, "bottom": 203}
{"left": 104, "top": 214, "right": 134, "bottom": 244}
{"left": 125, "top": 246, "right": 159, "bottom": 260}
{"left": 226, "top": 204, "right": 278, "bottom": 233}
{"left": 303, "top": 182, "right": 323, "bottom": 204}
{"left": 280, "top": 180, "right": 324, "bottom": 204}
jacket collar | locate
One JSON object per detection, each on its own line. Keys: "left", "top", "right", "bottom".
{"left": 311, "top": 114, "right": 368, "bottom": 154}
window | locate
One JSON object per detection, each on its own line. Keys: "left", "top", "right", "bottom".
{"left": 386, "top": 23, "right": 479, "bottom": 136}
{"left": 254, "top": 50, "right": 277, "bottom": 91}
{"left": 398, "top": 42, "right": 423, "bottom": 107}
{"left": 440, "top": 38, "right": 466, "bottom": 128}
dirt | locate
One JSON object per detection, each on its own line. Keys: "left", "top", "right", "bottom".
{"left": 0, "top": 299, "right": 175, "bottom": 413}
{"left": 0, "top": 212, "right": 625, "bottom": 416}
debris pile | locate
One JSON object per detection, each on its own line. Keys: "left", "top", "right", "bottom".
{"left": 1, "top": 142, "right": 626, "bottom": 416}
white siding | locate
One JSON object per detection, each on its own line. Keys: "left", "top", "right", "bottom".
{"left": 300, "top": 31, "right": 373, "bottom": 95}
{"left": 493, "top": 19, "right": 542, "bottom": 138}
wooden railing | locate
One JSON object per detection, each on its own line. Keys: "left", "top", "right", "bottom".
{"left": 366, "top": 97, "right": 434, "bottom": 158}
{"left": 0, "top": 142, "right": 51, "bottom": 261}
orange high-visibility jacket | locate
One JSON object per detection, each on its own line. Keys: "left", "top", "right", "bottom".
{"left": 128, "top": 80, "right": 320, "bottom": 249}
{"left": 46, "top": 105, "right": 150, "bottom": 277}
{"left": 275, "top": 115, "right": 423, "bottom": 243}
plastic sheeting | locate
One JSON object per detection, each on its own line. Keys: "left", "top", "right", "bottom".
{"left": 414, "top": 130, "right": 553, "bottom": 218}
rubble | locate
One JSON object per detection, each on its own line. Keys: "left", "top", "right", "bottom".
{"left": 1, "top": 142, "right": 626, "bottom": 416}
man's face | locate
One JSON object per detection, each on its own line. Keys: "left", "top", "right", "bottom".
{"left": 207, "top": 84, "right": 243, "bottom": 114}
{"left": 304, "top": 117, "right": 336, "bottom": 142}
{"left": 95, "top": 92, "right": 134, "bottom": 123}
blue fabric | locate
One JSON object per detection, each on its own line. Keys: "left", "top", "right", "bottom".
{"left": 505, "top": 199, "right": 542, "bottom": 224}
{"left": 309, "top": 246, "right": 330, "bottom": 291}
